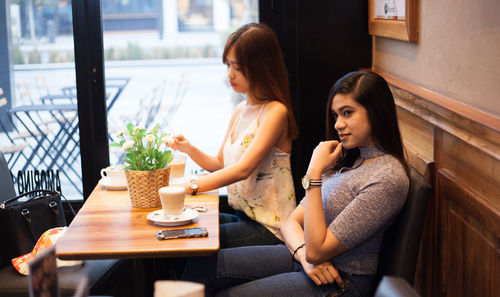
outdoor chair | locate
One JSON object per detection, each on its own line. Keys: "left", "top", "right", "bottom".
{"left": 60, "top": 76, "right": 130, "bottom": 112}
{"left": 18, "top": 78, "right": 76, "bottom": 126}
{"left": 9, "top": 103, "right": 81, "bottom": 191}
{"left": 2, "top": 86, "right": 81, "bottom": 195}
{"left": 0, "top": 88, "right": 31, "bottom": 168}
{"left": 103, "top": 77, "right": 131, "bottom": 112}
{"left": 0, "top": 151, "right": 128, "bottom": 297}
{"left": 117, "top": 78, "right": 165, "bottom": 128}
{"left": 35, "top": 74, "right": 78, "bottom": 105}
{"left": 373, "top": 167, "right": 432, "bottom": 292}
{"left": 159, "top": 72, "right": 189, "bottom": 128}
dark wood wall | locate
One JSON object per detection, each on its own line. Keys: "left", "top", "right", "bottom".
{"left": 260, "top": 0, "right": 372, "bottom": 200}
{"left": 379, "top": 71, "right": 500, "bottom": 297}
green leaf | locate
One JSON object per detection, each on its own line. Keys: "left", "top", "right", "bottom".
{"left": 126, "top": 123, "right": 134, "bottom": 134}
{"left": 150, "top": 123, "right": 160, "bottom": 134}
{"left": 115, "top": 123, "right": 175, "bottom": 171}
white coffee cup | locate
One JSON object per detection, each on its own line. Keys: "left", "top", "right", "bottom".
{"left": 154, "top": 280, "right": 204, "bottom": 297}
{"left": 169, "top": 154, "right": 187, "bottom": 179}
{"left": 100, "top": 165, "right": 126, "bottom": 186}
{"left": 159, "top": 186, "right": 185, "bottom": 217}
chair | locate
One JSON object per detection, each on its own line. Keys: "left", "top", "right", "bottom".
{"left": 0, "top": 88, "right": 31, "bottom": 169}
{"left": 35, "top": 74, "right": 77, "bottom": 105}
{"left": 375, "top": 276, "right": 421, "bottom": 297}
{"left": 117, "top": 78, "right": 166, "bottom": 128}
{"left": 160, "top": 72, "right": 189, "bottom": 129}
{"left": 374, "top": 167, "right": 431, "bottom": 288}
{"left": 59, "top": 77, "right": 129, "bottom": 112}
{"left": 9, "top": 103, "right": 83, "bottom": 194}
{"left": 0, "top": 151, "right": 128, "bottom": 297}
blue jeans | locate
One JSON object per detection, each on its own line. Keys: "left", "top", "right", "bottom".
{"left": 219, "top": 211, "right": 282, "bottom": 248}
{"left": 181, "top": 245, "right": 374, "bottom": 297}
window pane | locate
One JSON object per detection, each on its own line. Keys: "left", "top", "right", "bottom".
{"left": 0, "top": 0, "right": 81, "bottom": 199}
{"left": 178, "top": 0, "right": 213, "bottom": 32}
{"left": 103, "top": 0, "right": 258, "bottom": 176}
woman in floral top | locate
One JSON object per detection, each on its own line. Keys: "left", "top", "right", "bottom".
{"left": 168, "top": 23, "right": 297, "bottom": 248}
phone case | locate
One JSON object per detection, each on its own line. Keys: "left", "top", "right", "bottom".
{"left": 156, "top": 227, "right": 208, "bottom": 240}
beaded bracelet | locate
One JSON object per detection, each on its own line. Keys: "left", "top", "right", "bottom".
{"left": 291, "top": 243, "right": 305, "bottom": 261}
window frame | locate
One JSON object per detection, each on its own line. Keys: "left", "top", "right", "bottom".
{"left": 72, "top": 0, "right": 109, "bottom": 199}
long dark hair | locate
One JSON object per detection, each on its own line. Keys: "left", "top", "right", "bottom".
{"left": 222, "top": 23, "right": 297, "bottom": 139}
{"left": 326, "top": 71, "right": 408, "bottom": 173}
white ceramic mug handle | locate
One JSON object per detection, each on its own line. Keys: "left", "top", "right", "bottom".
{"left": 100, "top": 168, "right": 107, "bottom": 179}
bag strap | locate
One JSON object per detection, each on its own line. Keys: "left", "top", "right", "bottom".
{"left": 2, "top": 190, "right": 76, "bottom": 221}
{"left": 0, "top": 189, "right": 58, "bottom": 209}
{"left": 60, "top": 193, "right": 76, "bottom": 217}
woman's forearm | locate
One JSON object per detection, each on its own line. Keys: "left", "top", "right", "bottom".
{"left": 281, "top": 220, "right": 305, "bottom": 254}
{"left": 302, "top": 141, "right": 345, "bottom": 264}
{"left": 184, "top": 159, "right": 255, "bottom": 194}
{"left": 303, "top": 186, "right": 346, "bottom": 264}
{"left": 183, "top": 144, "right": 223, "bottom": 172}
{"left": 303, "top": 187, "right": 330, "bottom": 260}
{"left": 280, "top": 206, "right": 308, "bottom": 263}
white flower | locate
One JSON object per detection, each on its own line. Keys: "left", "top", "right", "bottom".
{"left": 162, "top": 136, "right": 175, "bottom": 146}
{"left": 133, "top": 125, "right": 146, "bottom": 133}
{"left": 145, "top": 134, "right": 156, "bottom": 143}
{"left": 122, "top": 140, "right": 135, "bottom": 150}
{"left": 116, "top": 129, "right": 126, "bottom": 137}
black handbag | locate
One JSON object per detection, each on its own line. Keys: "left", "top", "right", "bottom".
{"left": 0, "top": 190, "right": 71, "bottom": 267}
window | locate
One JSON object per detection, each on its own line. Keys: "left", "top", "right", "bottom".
{"left": 0, "top": 0, "right": 81, "bottom": 198}
{"left": 0, "top": 0, "right": 258, "bottom": 200}
{"left": 103, "top": 0, "right": 258, "bottom": 174}
{"left": 178, "top": 0, "right": 214, "bottom": 31}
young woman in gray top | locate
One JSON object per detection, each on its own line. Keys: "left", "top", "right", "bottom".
{"left": 181, "top": 71, "right": 410, "bottom": 297}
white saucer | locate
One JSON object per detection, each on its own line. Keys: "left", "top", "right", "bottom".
{"left": 146, "top": 208, "right": 200, "bottom": 227}
{"left": 98, "top": 178, "right": 127, "bottom": 191}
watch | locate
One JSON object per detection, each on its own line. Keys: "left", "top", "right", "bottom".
{"left": 189, "top": 178, "right": 199, "bottom": 195}
{"left": 301, "top": 175, "right": 322, "bottom": 190}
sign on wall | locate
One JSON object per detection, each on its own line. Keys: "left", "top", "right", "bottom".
{"left": 369, "top": 0, "right": 418, "bottom": 42}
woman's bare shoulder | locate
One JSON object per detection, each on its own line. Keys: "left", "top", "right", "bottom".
{"left": 231, "top": 101, "right": 246, "bottom": 118}
{"left": 264, "top": 100, "right": 288, "bottom": 116}
{"left": 234, "top": 101, "right": 246, "bottom": 112}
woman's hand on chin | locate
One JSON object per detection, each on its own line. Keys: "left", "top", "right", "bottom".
{"left": 307, "top": 141, "right": 343, "bottom": 177}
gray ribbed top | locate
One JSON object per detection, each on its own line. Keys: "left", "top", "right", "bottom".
{"left": 301, "top": 147, "right": 409, "bottom": 275}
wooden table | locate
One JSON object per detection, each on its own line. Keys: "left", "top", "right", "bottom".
{"left": 56, "top": 186, "right": 219, "bottom": 260}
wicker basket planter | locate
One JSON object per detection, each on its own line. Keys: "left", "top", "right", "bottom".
{"left": 125, "top": 167, "right": 170, "bottom": 208}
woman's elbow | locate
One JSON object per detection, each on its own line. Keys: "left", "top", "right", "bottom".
{"left": 305, "top": 249, "right": 327, "bottom": 265}
{"left": 233, "top": 165, "right": 253, "bottom": 180}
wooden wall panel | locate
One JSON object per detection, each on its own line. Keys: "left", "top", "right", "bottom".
{"left": 373, "top": 70, "right": 500, "bottom": 297}
{"left": 439, "top": 169, "right": 500, "bottom": 297}
{"left": 387, "top": 75, "right": 500, "bottom": 158}
{"left": 439, "top": 132, "right": 500, "bottom": 207}
{"left": 397, "top": 107, "right": 434, "bottom": 176}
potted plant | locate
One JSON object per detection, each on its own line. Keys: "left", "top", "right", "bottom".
{"left": 110, "top": 123, "right": 174, "bottom": 208}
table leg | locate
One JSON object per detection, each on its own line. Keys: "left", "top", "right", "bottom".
{"left": 133, "top": 258, "right": 155, "bottom": 297}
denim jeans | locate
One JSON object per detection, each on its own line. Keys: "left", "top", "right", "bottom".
{"left": 181, "top": 245, "right": 374, "bottom": 297}
{"left": 219, "top": 211, "right": 282, "bottom": 248}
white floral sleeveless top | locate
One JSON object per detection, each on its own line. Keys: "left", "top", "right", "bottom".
{"left": 222, "top": 104, "right": 296, "bottom": 239}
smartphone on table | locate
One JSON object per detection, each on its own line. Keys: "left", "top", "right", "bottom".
{"left": 157, "top": 227, "right": 208, "bottom": 240}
